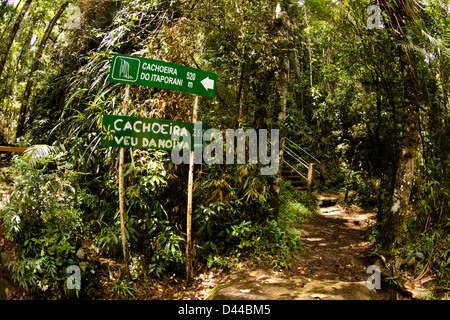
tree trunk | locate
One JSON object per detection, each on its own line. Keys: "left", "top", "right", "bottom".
{"left": 0, "top": 0, "right": 32, "bottom": 81}
{"left": 378, "top": 0, "right": 421, "bottom": 250}
{"left": 1, "top": 16, "right": 37, "bottom": 104}
{"left": 272, "top": 58, "right": 289, "bottom": 220}
{"left": 381, "top": 51, "right": 420, "bottom": 250}
{"left": 271, "top": 4, "right": 289, "bottom": 220}
{"left": 0, "top": 0, "right": 23, "bottom": 41}
{"left": 303, "top": 3, "right": 313, "bottom": 88}
{"left": 15, "top": 1, "right": 69, "bottom": 139}
{"left": 238, "top": 66, "right": 250, "bottom": 124}
{"left": 237, "top": 14, "right": 250, "bottom": 126}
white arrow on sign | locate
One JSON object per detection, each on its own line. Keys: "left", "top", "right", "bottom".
{"left": 201, "top": 77, "right": 215, "bottom": 91}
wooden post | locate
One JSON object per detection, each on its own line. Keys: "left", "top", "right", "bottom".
{"left": 307, "top": 163, "right": 314, "bottom": 193}
{"left": 186, "top": 95, "right": 198, "bottom": 284}
{"left": 119, "top": 84, "right": 131, "bottom": 278}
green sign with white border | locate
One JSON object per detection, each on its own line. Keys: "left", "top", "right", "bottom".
{"left": 101, "top": 114, "right": 211, "bottom": 151}
{"left": 108, "top": 54, "right": 216, "bottom": 98}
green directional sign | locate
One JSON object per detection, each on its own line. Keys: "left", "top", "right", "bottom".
{"left": 101, "top": 114, "right": 212, "bottom": 151}
{"left": 108, "top": 54, "right": 216, "bottom": 98}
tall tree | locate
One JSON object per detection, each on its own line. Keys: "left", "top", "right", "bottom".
{"left": 271, "top": 2, "right": 290, "bottom": 220}
{"left": 15, "top": 0, "right": 69, "bottom": 139}
{"left": 0, "top": 0, "right": 32, "bottom": 81}
{"left": 0, "top": 0, "right": 23, "bottom": 41}
{"left": 379, "top": 0, "right": 422, "bottom": 249}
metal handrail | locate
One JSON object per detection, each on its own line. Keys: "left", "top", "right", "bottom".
{"left": 267, "top": 137, "right": 309, "bottom": 170}
{"left": 266, "top": 136, "right": 320, "bottom": 181}
{"left": 286, "top": 137, "right": 320, "bottom": 164}
{"left": 285, "top": 147, "right": 309, "bottom": 170}
{"left": 283, "top": 160, "right": 307, "bottom": 181}
{"left": 284, "top": 145, "right": 320, "bottom": 175}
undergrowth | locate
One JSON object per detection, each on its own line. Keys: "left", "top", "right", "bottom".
{"left": 201, "top": 179, "right": 315, "bottom": 271}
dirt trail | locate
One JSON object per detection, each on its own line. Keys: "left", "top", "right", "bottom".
{"left": 294, "top": 201, "right": 375, "bottom": 282}
{"left": 210, "top": 195, "right": 407, "bottom": 300}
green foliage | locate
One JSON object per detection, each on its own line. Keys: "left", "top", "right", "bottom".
{"left": 198, "top": 178, "right": 313, "bottom": 271}
{"left": 111, "top": 277, "right": 138, "bottom": 299}
{"left": 341, "top": 167, "right": 381, "bottom": 210}
{"left": 395, "top": 156, "right": 450, "bottom": 285}
{"left": 93, "top": 149, "right": 185, "bottom": 277}
{"left": 146, "top": 221, "right": 184, "bottom": 277}
{"left": 1, "top": 156, "right": 88, "bottom": 296}
{"left": 279, "top": 180, "right": 316, "bottom": 224}
{"left": 250, "top": 219, "right": 301, "bottom": 269}
{"left": 389, "top": 222, "right": 450, "bottom": 290}
{"left": 0, "top": 144, "right": 186, "bottom": 296}
{"left": 193, "top": 164, "right": 274, "bottom": 258}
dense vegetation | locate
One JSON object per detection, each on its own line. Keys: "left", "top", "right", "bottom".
{"left": 0, "top": 0, "right": 449, "bottom": 299}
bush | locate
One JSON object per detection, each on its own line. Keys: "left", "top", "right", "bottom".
{"left": 394, "top": 158, "right": 450, "bottom": 286}
{"left": 1, "top": 156, "right": 90, "bottom": 297}
{"left": 94, "top": 149, "right": 185, "bottom": 277}
{"left": 197, "top": 178, "right": 313, "bottom": 270}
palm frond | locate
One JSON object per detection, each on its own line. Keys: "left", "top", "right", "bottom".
{"left": 22, "top": 144, "right": 61, "bottom": 167}
{"left": 394, "top": 39, "right": 428, "bottom": 56}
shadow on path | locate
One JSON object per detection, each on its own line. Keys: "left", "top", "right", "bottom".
{"left": 211, "top": 196, "right": 409, "bottom": 300}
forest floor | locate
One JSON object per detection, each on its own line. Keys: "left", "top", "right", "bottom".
{"left": 189, "top": 197, "right": 410, "bottom": 300}
{"left": 0, "top": 157, "right": 409, "bottom": 300}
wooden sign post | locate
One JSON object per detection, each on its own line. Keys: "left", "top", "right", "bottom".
{"left": 106, "top": 54, "right": 216, "bottom": 284}
{"left": 186, "top": 95, "right": 198, "bottom": 284}
{"left": 119, "top": 84, "right": 131, "bottom": 278}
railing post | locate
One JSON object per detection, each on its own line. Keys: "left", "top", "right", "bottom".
{"left": 307, "top": 163, "right": 314, "bottom": 193}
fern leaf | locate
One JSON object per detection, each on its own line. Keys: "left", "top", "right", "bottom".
{"left": 22, "top": 144, "right": 61, "bottom": 167}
